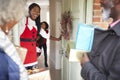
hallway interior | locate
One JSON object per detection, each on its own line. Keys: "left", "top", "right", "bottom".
{"left": 23, "top": 0, "right": 62, "bottom": 80}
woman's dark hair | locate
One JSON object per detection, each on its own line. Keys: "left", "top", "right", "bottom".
{"left": 29, "top": 3, "right": 40, "bottom": 12}
{"left": 35, "top": 15, "right": 41, "bottom": 35}
{"left": 41, "top": 21, "right": 49, "bottom": 30}
{"left": 29, "top": 3, "right": 41, "bottom": 35}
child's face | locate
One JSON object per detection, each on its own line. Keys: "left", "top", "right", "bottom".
{"left": 41, "top": 23, "right": 46, "bottom": 29}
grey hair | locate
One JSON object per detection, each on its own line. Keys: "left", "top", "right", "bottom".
{"left": 0, "top": 0, "right": 27, "bottom": 26}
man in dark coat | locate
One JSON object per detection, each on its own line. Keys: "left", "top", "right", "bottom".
{"left": 81, "top": 0, "right": 120, "bottom": 80}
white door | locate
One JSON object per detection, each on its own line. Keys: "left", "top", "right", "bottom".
{"left": 61, "top": 0, "right": 93, "bottom": 80}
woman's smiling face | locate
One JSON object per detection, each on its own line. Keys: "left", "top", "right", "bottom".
{"left": 29, "top": 6, "right": 40, "bottom": 20}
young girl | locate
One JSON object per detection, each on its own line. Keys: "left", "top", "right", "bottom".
{"left": 20, "top": 3, "right": 41, "bottom": 70}
{"left": 37, "top": 21, "right": 61, "bottom": 67}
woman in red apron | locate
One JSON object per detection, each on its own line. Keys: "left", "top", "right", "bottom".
{"left": 20, "top": 3, "right": 41, "bottom": 69}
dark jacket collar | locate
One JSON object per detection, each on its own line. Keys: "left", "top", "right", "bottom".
{"left": 109, "top": 21, "right": 120, "bottom": 36}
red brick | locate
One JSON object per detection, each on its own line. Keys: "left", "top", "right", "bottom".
{"left": 94, "top": 0, "right": 100, "bottom": 4}
{"left": 93, "top": 4, "right": 101, "bottom": 10}
{"left": 93, "top": 17, "right": 101, "bottom": 22}
{"left": 93, "top": 10, "right": 102, "bottom": 16}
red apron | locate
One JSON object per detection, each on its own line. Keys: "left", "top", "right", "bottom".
{"left": 20, "top": 17, "right": 37, "bottom": 66}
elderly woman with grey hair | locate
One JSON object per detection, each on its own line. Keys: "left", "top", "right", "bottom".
{"left": 0, "top": 0, "right": 28, "bottom": 80}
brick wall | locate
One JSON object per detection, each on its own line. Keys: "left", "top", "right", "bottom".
{"left": 93, "top": 0, "right": 112, "bottom": 29}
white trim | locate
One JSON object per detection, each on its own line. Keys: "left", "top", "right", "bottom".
{"left": 79, "top": 0, "right": 86, "bottom": 23}
{"left": 86, "top": 0, "right": 93, "bottom": 24}
{"left": 24, "top": 61, "right": 38, "bottom": 67}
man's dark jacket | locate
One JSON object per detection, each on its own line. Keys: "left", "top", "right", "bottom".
{"left": 81, "top": 21, "right": 120, "bottom": 80}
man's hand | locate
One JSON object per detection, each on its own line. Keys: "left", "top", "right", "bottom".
{"left": 81, "top": 53, "right": 90, "bottom": 66}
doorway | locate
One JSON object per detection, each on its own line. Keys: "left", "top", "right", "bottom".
{"left": 26, "top": 0, "right": 50, "bottom": 68}
{"left": 26, "top": 0, "right": 62, "bottom": 70}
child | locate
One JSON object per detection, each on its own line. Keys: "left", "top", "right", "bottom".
{"left": 37, "top": 21, "right": 61, "bottom": 67}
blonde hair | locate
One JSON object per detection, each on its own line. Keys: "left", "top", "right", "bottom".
{"left": 0, "top": 0, "right": 27, "bottom": 26}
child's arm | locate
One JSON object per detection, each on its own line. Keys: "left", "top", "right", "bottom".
{"left": 39, "top": 28, "right": 49, "bottom": 39}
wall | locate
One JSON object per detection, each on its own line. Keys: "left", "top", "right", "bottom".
{"left": 40, "top": 5, "right": 49, "bottom": 23}
{"left": 49, "top": 0, "right": 62, "bottom": 69}
{"left": 93, "top": 0, "right": 112, "bottom": 29}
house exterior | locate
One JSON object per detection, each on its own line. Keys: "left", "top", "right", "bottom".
{"left": 49, "top": 0, "right": 111, "bottom": 68}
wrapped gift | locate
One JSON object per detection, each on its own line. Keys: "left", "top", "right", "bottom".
{"left": 15, "top": 46, "right": 27, "bottom": 63}
{"left": 75, "top": 23, "right": 94, "bottom": 52}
